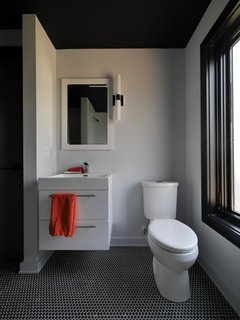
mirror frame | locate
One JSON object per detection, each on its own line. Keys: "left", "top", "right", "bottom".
{"left": 61, "top": 78, "right": 113, "bottom": 150}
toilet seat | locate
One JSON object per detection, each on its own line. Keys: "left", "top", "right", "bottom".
{"left": 148, "top": 219, "right": 198, "bottom": 253}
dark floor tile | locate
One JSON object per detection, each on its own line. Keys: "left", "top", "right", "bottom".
{"left": 0, "top": 247, "right": 239, "bottom": 320}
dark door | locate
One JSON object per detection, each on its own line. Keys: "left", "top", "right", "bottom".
{"left": 0, "top": 47, "right": 23, "bottom": 261}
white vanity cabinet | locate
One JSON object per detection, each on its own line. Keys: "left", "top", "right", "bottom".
{"left": 38, "top": 173, "right": 112, "bottom": 250}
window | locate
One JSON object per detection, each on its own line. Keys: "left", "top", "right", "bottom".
{"left": 201, "top": 0, "right": 240, "bottom": 248}
{"left": 232, "top": 39, "right": 240, "bottom": 213}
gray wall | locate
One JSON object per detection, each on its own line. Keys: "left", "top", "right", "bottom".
{"left": 56, "top": 49, "right": 186, "bottom": 245}
{"left": 185, "top": 0, "right": 240, "bottom": 314}
{"left": 20, "top": 15, "right": 56, "bottom": 273}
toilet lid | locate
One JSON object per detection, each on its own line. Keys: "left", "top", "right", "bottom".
{"left": 148, "top": 219, "right": 198, "bottom": 253}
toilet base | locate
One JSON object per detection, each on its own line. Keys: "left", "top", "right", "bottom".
{"left": 153, "top": 257, "right": 190, "bottom": 302}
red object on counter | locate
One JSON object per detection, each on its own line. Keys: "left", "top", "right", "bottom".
{"left": 67, "top": 166, "right": 84, "bottom": 173}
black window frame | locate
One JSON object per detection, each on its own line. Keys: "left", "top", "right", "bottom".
{"left": 201, "top": 0, "right": 240, "bottom": 248}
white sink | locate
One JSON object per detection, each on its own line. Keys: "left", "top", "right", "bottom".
{"left": 55, "top": 173, "right": 109, "bottom": 178}
{"left": 38, "top": 173, "right": 112, "bottom": 190}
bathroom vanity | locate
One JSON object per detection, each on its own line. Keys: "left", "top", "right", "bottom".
{"left": 38, "top": 173, "right": 112, "bottom": 250}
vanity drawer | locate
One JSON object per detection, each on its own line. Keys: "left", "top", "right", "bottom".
{"left": 39, "top": 190, "right": 108, "bottom": 220}
{"left": 39, "top": 220, "right": 109, "bottom": 250}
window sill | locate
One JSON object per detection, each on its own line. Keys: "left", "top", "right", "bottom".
{"left": 203, "top": 213, "right": 240, "bottom": 248}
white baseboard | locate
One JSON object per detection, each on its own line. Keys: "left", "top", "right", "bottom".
{"left": 110, "top": 236, "right": 148, "bottom": 247}
{"left": 19, "top": 250, "right": 53, "bottom": 274}
{"left": 198, "top": 256, "right": 240, "bottom": 316}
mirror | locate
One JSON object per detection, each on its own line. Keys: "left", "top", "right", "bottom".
{"left": 61, "top": 78, "right": 112, "bottom": 150}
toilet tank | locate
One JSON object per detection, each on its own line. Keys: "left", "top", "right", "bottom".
{"left": 141, "top": 181, "right": 179, "bottom": 220}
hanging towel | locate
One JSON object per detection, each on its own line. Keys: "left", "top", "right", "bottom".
{"left": 49, "top": 194, "right": 76, "bottom": 237}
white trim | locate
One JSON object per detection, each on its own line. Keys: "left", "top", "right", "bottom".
{"left": 198, "top": 256, "right": 240, "bottom": 316}
{"left": 19, "top": 251, "right": 53, "bottom": 274}
{"left": 61, "top": 78, "right": 113, "bottom": 151}
{"left": 110, "top": 236, "right": 148, "bottom": 247}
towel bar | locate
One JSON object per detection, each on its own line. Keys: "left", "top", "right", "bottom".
{"left": 75, "top": 225, "right": 96, "bottom": 228}
{"left": 49, "top": 194, "right": 95, "bottom": 198}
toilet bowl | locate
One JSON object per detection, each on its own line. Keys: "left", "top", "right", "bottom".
{"left": 148, "top": 219, "right": 198, "bottom": 302}
{"left": 141, "top": 181, "right": 199, "bottom": 302}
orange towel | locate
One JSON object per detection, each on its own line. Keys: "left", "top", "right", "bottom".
{"left": 67, "top": 166, "right": 84, "bottom": 173}
{"left": 49, "top": 194, "right": 76, "bottom": 237}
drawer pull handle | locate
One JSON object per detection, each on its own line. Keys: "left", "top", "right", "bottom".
{"left": 49, "top": 194, "right": 95, "bottom": 198}
{"left": 76, "top": 224, "right": 96, "bottom": 229}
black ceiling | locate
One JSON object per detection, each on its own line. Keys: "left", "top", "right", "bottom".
{"left": 0, "top": 0, "right": 212, "bottom": 49}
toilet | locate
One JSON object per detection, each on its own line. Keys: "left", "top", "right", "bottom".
{"left": 141, "top": 181, "right": 198, "bottom": 302}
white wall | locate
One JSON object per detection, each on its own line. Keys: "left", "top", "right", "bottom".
{"left": 56, "top": 49, "right": 186, "bottom": 245}
{"left": 185, "top": 0, "right": 240, "bottom": 315}
{"left": 20, "top": 15, "right": 56, "bottom": 273}
{"left": 36, "top": 18, "right": 57, "bottom": 177}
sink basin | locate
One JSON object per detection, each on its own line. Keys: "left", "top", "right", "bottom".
{"left": 38, "top": 173, "right": 112, "bottom": 190}
{"left": 56, "top": 173, "right": 109, "bottom": 178}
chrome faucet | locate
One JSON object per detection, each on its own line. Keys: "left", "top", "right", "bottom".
{"left": 83, "top": 162, "right": 89, "bottom": 173}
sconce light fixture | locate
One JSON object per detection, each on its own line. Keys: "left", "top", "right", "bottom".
{"left": 113, "top": 74, "right": 124, "bottom": 120}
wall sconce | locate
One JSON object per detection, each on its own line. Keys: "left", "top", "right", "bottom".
{"left": 113, "top": 74, "right": 124, "bottom": 120}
